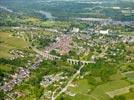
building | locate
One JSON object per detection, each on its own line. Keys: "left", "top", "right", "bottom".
{"left": 72, "top": 28, "right": 79, "bottom": 33}
{"left": 100, "top": 30, "right": 109, "bottom": 35}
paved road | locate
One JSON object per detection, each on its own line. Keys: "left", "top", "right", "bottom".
{"left": 52, "top": 65, "right": 84, "bottom": 100}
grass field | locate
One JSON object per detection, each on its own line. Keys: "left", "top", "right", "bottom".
{"left": 126, "top": 46, "right": 134, "bottom": 53}
{"left": 66, "top": 79, "right": 95, "bottom": 100}
{"left": 110, "top": 73, "right": 123, "bottom": 81}
{"left": 68, "top": 79, "right": 93, "bottom": 95}
{"left": 106, "top": 85, "right": 134, "bottom": 98}
{"left": 121, "top": 32, "right": 134, "bottom": 36}
{"left": 41, "top": 21, "right": 71, "bottom": 29}
{"left": 0, "top": 32, "right": 28, "bottom": 58}
{"left": 0, "top": 64, "right": 13, "bottom": 73}
{"left": 122, "top": 92, "right": 134, "bottom": 100}
{"left": 123, "top": 71, "right": 134, "bottom": 82}
{"left": 66, "top": 79, "right": 130, "bottom": 100}
{"left": 90, "top": 80, "right": 130, "bottom": 100}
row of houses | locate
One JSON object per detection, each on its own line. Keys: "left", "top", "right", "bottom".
{"left": 44, "top": 34, "right": 72, "bottom": 55}
{"left": 1, "top": 55, "right": 43, "bottom": 92}
{"left": 1, "top": 67, "right": 30, "bottom": 92}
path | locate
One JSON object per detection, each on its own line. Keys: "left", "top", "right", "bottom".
{"left": 51, "top": 65, "right": 84, "bottom": 100}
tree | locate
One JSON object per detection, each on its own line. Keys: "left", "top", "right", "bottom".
{"left": 129, "top": 87, "right": 134, "bottom": 92}
{"left": 113, "top": 95, "right": 126, "bottom": 100}
{"left": 0, "top": 91, "right": 5, "bottom": 100}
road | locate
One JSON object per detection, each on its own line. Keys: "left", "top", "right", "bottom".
{"left": 51, "top": 65, "right": 84, "bottom": 100}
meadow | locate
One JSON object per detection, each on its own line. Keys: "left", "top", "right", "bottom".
{"left": 0, "top": 32, "right": 28, "bottom": 58}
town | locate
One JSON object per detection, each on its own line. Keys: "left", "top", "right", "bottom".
{"left": 0, "top": 0, "right": 134, "bottom": 100}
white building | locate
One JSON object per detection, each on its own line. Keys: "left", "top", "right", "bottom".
{"left": 112, "top": 7, "right": 121, "bottom": 10}
{"left": 72, "top": 27, "right": 79, "bottom": 33}
{"left": 100, "top": 30, "right": 109, "bottom": 35}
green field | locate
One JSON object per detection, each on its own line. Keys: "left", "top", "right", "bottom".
{"left": 66, "top": 79, "right": 95, "bottom": 100}
{"left": 0, "top": 64, "right": 13, "bottom": 73}
{"left": 65, "top": 79, "right": 130, "bottom": 100}
{"left": 122, "top": 92, "right": 134, "bottom": 100}
{"left": 90, "top": 80, "right": 130, "bottom": 100}
{"left": 41, "top": 21, "right": 71, "bottom": 29}
{"left": 0, "top": 32, "right": 28, "bottom": 58}
{"left": 68, "top": 79, "right": 93, "bottom": 95}
{"left": 123, "top": 71, "right": 134, "bottom": 82}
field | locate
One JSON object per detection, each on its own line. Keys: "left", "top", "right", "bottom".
{"left": 0, "top": 64, "right": 13, "bottom": 74}
{"left": 123, "top": 71, "right": 134, "bottom": 82}
{"left": 68, "top": 79, "right": 93, "bottom": 94}
{"left": 65, "top": 79, "right": 130, "bottom": 100}
{"left": 121, "top": 32, "right": 134, "bottom": 36}
{"left": 106, "top": 85, "right": 134, "bottom": 98}
{"left": 122, "top": 92, "right": 134, "bottom": 100}
{"left": 0, "top": 32, "right": 28, "bottom": 58}
{"left": 126, "top": 46, "right": 134, "bottom": 53}
{"left": 90, "top": 80, "right": 130, "bottom": 100}
{"left": 66, "top": 79, "right": 95, "bottom": 100}
{"left": 41, "top": 21, "right": 71, "bottom": 29}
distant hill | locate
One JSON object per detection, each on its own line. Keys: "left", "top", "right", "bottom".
{"left": 0, "top": 0, "right": 133, "bottom": 21}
